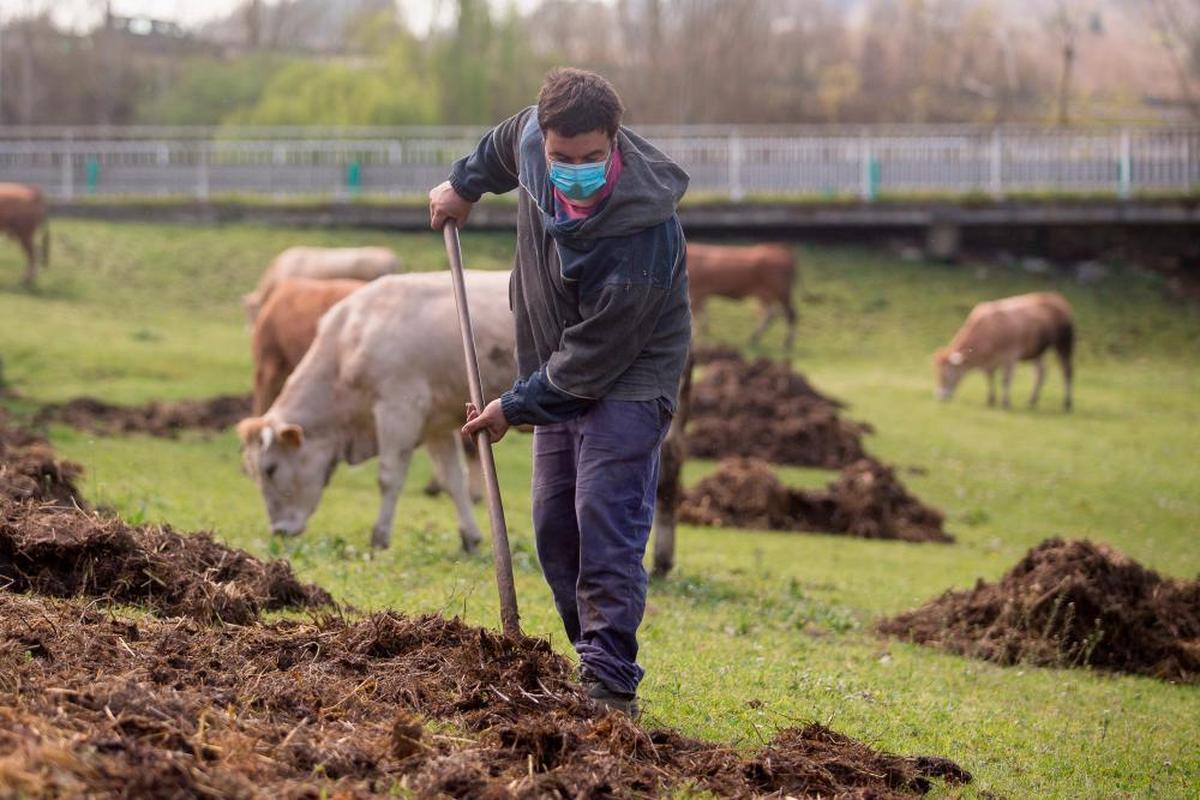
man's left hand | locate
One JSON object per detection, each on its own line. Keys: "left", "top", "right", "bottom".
{"left": 463, "top": 399, "right": 510, "bottom": 443}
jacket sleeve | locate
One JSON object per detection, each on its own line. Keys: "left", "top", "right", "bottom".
{"left": 500, "top": 369, "right": 593, "bottom": 426}
{"left": 498, "top": 281, "right": 669, "bottom": 426}
{"left": 448, "top": 107, "right": 532, "bottom": 201}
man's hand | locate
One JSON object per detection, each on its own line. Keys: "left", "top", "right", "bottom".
{"left": 462, "top": 399, "right": 510, "bottom": 443}
{"left": 429, "top": 181, "right": 475, "bottom": 230}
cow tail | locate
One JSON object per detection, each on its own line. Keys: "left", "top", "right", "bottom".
{"left": 41, "top": 224, "right": 50, "bottom": 269}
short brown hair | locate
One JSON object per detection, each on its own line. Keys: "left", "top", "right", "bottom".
{"left": 537, "top": 68, "right": 624, "bottom": 138}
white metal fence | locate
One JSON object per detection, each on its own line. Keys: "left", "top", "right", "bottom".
{"left": 1, "top": 126, "right": 1196, "bottom": 201}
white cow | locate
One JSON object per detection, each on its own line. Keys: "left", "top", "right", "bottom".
{"left": 237, "top": 270, "right": 515, "bottom": 551}
{"left": 242, "top": 246, "right": 401, "bottom": 323}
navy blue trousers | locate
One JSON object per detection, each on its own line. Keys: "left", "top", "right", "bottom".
{"left": 532, "top": 397, "right": 671, "bottom": 695}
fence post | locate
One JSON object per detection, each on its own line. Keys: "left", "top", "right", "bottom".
{"left": 347, "top": 158, "right": 362, "bottom": 198}
{"left": 990, "top": 129, "right": 1004, "bottom": 199}
{"left": 388, "top": 141, "right": 403, "bottom": 194}
{"left": 728, "top": 129, "right": 745, "bottom": 202}
{"left": 85, "top": 156, "right": 100, "bottom": 195}
{"left": 1118, "top": 129, "right": 1132, "bottom": 200}
{"left": 1190, "top": 131, "right": 1198, "bottom": 193}
{"left": 272, "top": 144, "right": 286, "bottom": 197}
{"left": 196, "top": 142, "right": 210, "bottom": 200}
{"left": 60, "top": 133, "right": 74, "bottom": 200}
{"left": 860, "top": 129, "right": 878, "bottom": 202}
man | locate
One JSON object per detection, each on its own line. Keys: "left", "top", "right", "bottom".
{"left": 429, "top": 68, "right": 690, "bottom": 717}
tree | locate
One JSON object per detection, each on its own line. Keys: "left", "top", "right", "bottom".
{"left": 1049, "top": 0, "right": 1083, "bottom": 125}
{"left": 229, "top": 11, "right": 438, "bottom": 125}
{"left": 1143, "top": 0, "right": 1200, "bottom": 119}
{"left": 135, "top": 53, "right": 295, "bottom": 125}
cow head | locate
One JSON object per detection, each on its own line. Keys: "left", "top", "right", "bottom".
{"left": 237, "top": 416, "right": 339, "bottom": 537}
{"left": 933, "top": 347, "right": 967, "bottom": 401}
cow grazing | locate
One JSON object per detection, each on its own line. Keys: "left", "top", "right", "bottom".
{"left": 251, "top": 276, "right": 484, "bottom": 502}
{"left": 251, "top": 278, "right": 365, "bottom": 415}
{"left": 237, "top": 270, "right": 514, "bottom": 551}
{"left": 0, "top": 183, "right": 49, "bottom": 287}
{"left": 687, "top": 243, "right": 799, "bottom": 351}
{"left": 934, "top": 292, "right": 1074, "bottom": 411}
{"left": 242, "top": 246, "right": 401, "bottom": 323}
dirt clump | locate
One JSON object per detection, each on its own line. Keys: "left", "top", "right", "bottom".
{"left": 687, "top": 352, "right": 872, "bottom": 468}
{"left": 880, "top": 538, "right": 1200, "bottom": 682}
{"left": 0, "top": 591, "right": 970, "bottom": 798}
{"left": 0, "top": 501, "right": 331, "bottom": 624}
{"left": 35, "top": 394, "right": 252, "bottom": 438}
{"left": 0, "top": 410, "right": 85, "bottom": 509}
{"left": 680, "top": 457, "right": 952, "bottom": 543}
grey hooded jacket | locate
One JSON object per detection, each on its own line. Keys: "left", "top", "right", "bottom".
{"left": 449, "top": 106, "right": 692, "bottom": 426}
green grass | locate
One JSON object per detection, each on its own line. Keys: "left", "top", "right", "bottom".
{"left": 2, "top": 220, "right": 1198, "bottom": 799}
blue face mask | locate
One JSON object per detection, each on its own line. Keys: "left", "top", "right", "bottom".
{"left": 548, "top": 154, "right": 610, "bottom": 201}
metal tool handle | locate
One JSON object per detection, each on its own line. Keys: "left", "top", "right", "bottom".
{"left": 442, "top": 221, "right": 521, "bottom": 638}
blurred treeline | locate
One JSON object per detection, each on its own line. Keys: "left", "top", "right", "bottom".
{"left": 2, "top": 0, "right": 1198, "bottom": 128}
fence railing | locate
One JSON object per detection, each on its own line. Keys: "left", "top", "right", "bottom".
{"left": 2, "top": 126, "right": 1197, "bottom": 201}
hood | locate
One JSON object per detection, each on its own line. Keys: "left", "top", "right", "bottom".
{"left": 518, "top": 111, "right": 690, "bottom": 241}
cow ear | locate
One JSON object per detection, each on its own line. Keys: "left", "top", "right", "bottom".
{"left": 236, "top": 417, "right": 267, "bottom": 445}
{"left": 948, "top": 351, "right": 965, "bottom": 366}
{"left": 279, "top": 424, "right": 305, "bottom": 448}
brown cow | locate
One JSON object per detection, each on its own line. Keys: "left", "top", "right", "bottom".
{"left": 0, "top": 183, "right": 49, "bottom": 287}
{"left": 687, "top": 243, "right": 799, "bottom": 351}
{"left": 251, "top": 278, "right": 367, "bottom": 414}
{"left": 934, "top": 291, "right": 1074, "bottom": 411}
{"left": 243, "top": 246, "right": 400, "bottom": 324}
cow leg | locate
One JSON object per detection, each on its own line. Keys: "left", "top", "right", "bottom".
{"left": 18, "top": 232, "right": 37, "bottom": 287}
{"left": 426, "top": 432, "right": 483, "bottom": 552}
{"left": 425, "top": 438, "right": 482, "bottom": 503}
{"left": 1001, "top": 361, "right": 1015, "bottom": 409}
{"left": 781, "top": 297, "right": 798, "bottom": 355}
{"left": 252, "top": 358, "right": 288, "bottom": 416}
{"left": 749, "top": 303, "right": 777, "bottom": 347}
{"left": 694, "top": 299, "right": 710, "bottom": 336}
{"left": 464, "top": 438, "right": 484, "bottom": 503}
{"left": 423, "top": 450, "right": 448, "bottom": 498}
{"left": 652, "top": 420, "right": 685, "bottom": 578}
{"left": 986, "top": 370, "right": 997, "bottom": 407}
{"left": 1028, "top": 357, "right": 1046, "bottom": 408}
{"left": 652, "top": 352, "right": 692, "bottom": 578}
{"left": 1057, "top": 348, "right": 1074, "bottom": 412}
{"left": 370, "top": 405, "right": 423, "bottom": 550}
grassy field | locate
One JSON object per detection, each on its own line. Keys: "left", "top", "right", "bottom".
{"left": 2, "top": 220, "right": 1198, "bottom": 799}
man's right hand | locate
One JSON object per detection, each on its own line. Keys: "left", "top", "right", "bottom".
{"left": 429, "top": 181, "right": 475, "bottom": 230}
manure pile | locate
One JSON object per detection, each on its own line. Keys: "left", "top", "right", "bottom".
{"left": 688, "top": 348, "right": 872, "bottom": 469}
{"left": 35, "top": 394, "right": 252, "bottom": 438}
{"left": 680, "top": 457, "right": 951, "bottom": 543}
{"left": 880, "top": 538, "right": 1200, "bottom": 682}
{"left": 0, "top": 412, "right": 972, "bottom": 798}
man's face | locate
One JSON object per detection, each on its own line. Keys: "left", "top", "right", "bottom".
{"left": 544, "top": 128, "right": 612, "bottom": 167}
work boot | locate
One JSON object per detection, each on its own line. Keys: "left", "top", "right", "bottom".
{"left": 581, "top": 674, "right": 639, "bottom": 719}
